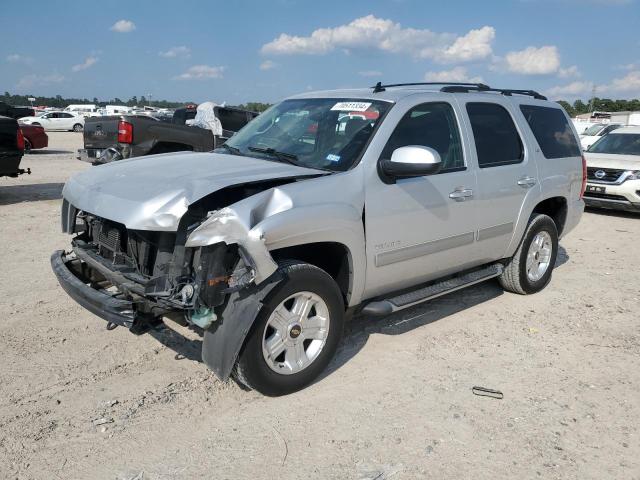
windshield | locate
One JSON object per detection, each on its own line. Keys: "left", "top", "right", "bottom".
{"left": 220, "top": 98, "right": 392, "bottom": 172}
{"left": 587, "top": 133, "right": 640, "bottom": 155}
{"left": 582, "top": 124, "right": 605, "bottom": 136}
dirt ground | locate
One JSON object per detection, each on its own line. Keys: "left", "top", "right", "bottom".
{"left": 0, "top": 132, "right": 638, "bottom": 480}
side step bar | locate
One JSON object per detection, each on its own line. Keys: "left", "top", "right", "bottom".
{"left": 361, "top": 263, "right": 504, "bottom": 316}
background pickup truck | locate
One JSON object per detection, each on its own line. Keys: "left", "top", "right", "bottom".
{"left": 79, "top": 105, "right": 258, "bottom": 164}
{"left": 0, "top": 115, "right": 27, "bottom": 177}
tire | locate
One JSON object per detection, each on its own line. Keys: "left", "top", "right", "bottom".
{"left": 499, "top": 214, "right": 559, "bottom": 295}
{"left": 72, "top": 123, "right": 83, "bottom": 132}
{"left": 233, "top": 261, "right": 345, "bottom": 396}
{"left": 24, "top": 138, "right": 32, "bottom": 153}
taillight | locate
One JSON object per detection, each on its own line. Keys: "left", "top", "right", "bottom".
{"left": 117, "top": 120, "right": 133, "bottom": 144}
{"left": 17, "top": 128, "right": 25, "bottom": 151}
{"left": 580, "top": 155, "right": 587, "bottom": 199}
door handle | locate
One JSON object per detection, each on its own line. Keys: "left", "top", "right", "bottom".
{"left": 449, "top": 188, "right": 474, "bottom": 201}
{"left": 517, "top": 176, "right": 537, "bottom": 188}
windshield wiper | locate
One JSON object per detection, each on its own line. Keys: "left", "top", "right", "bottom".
{"left": 217, "top": 143, "right": 241, "bottom": 155}
{"left": 248, "top": 147, "right": 299, "bottom": 166}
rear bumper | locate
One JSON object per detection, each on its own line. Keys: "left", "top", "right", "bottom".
{"left": 78, "top": 147, "right": 124, "bottom": 164}
{"left": 50, "top": 250, "right": 136, "bottom": 327}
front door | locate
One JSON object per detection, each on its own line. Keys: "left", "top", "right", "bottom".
{"left": 363, "top": 100, "right": 481, "bottom": 298}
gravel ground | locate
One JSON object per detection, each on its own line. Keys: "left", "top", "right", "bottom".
{"left": 1, "top": 132, "right": 638, "bottom": 480}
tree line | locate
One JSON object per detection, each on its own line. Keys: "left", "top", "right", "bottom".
{"left": 557, "top": 98, "right": 640, "bottom": 117}
{"left": 7, "top": 90, "right": 639, "bottom": 117}
{"left": 1, "top": 91, "right": 273, "bottom": 112}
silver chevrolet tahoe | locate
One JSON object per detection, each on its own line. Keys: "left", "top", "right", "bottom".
{"left": 52, "top": 82, "right": 586, "bottom": 396}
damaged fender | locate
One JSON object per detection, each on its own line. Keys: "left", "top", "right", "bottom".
{"left": 201, "top": 270, "right": 283, "bottom": 380}
{"left": 185, "top": 207, "right": 278, "bottom": 284}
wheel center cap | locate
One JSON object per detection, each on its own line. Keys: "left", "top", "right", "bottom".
{"left": 289, "top": 324, "right": 302, "bottom": 339}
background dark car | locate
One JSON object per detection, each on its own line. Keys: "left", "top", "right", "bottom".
{"left": 19, "top": 124, "right": 48, "bottom": 152}
{"left": 0, "top": 101, "right": 35, "bottom": 120}
{"left": 0, "top": 115, "right": 27, "bottom": 177}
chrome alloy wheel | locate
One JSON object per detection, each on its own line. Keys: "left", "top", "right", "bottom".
{"left": 526, "top": 231, "right": 553, "bottom": 282}
{"left": 262, "top": 291, "right": 330, "bottom": 375}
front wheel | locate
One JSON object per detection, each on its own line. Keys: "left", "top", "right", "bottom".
{"left": 72, "top": 123, "right": 83, "bottom": 132}
{"left": 499, "top": 214, "right": 559, "bottom": 295}
{"left": 233, "top": 261, "right": 345, "bottom": 396}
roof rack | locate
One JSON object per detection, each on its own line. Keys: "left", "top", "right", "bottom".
{"left": 372, "top": 81, "right": 490, "bottom": 93}
{"left": 371, "top": 81, "right": 547, "bottom": 101}
{"left": 440, "top": 84, "right": 547, "bottom": 100}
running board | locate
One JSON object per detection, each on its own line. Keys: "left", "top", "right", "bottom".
{"left": 361, "top": 263, "right": 504, "bottom": 316}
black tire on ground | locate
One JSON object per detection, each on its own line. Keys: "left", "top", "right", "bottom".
{"left": 498, "top": 213, "right": 559, "bottom": 295}
{"left": 24, "top": 138, "right": 32, "bottom": 153}
{"left": 72, "top": 123, "right": 83, "bottom": 132}
{"left": 232, "top": 261, "right": 345, "bottom": 396}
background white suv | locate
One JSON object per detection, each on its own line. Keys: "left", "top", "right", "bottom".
{"left": 584, "top": 126, "right": 640, "bottom": 212}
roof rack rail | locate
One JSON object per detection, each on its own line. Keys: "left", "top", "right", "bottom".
{"left": 371, "top": 81, "right": 490, "bottom": 93}
{"left": 440, "top": 84, "right": 547, "bottom": 100}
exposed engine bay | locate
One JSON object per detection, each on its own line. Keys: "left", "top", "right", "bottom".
{"left": 59, "top": 178, "right": 306, "bottom": 331}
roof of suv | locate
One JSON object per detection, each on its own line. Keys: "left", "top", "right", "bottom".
{"left": 290, "top": 83, "right": 552, "bottom": 105}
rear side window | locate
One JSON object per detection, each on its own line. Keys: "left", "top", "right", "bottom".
{"left": 520, "top": 105, "right": 581, "bottom": 158}
{"left": 466, "top": 103, "right": 524, "bottom": 168}
{"left": 382, "top": 102, "right": 465, "bottom": 173}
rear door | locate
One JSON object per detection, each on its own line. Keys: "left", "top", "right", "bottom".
{"left": 460, "top": 99, "right": 539, "bottom": 262}
{"left": 58, "top": 113, "right": 76, "bottom": 130}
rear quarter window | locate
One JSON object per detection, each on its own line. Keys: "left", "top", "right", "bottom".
{"left": 520, "top": 105, "right": 581, "bottom": 158}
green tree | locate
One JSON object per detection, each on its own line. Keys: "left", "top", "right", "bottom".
{"left": 557, "top": 101, "right": 575, "bottom": 117}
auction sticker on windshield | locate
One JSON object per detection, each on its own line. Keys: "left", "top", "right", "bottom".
{"left": 331, "top": 102, "right": 372, "bottom": 112}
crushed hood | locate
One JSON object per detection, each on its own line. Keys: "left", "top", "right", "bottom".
{"left": 585, "top": 152, "right": 640, "bottom": 170}
{"left": 63, "top": 151, "right": 324, "bottom": 231}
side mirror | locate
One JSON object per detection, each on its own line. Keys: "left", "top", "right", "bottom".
{"left": 380, "top": 146, "right": 442, "bottom": 183}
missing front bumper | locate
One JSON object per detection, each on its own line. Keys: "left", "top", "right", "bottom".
{"left": 51, "top": 250, "right": 137, "bottom": 328}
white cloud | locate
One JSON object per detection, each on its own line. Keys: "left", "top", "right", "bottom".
{"left": 110, "top": 19, "right": 136, "bottom": 33}
{"left": 175, "top": 65, "right": 225, "bottom": 80}
{"left": 6, "top": 53, "right": 33, "bottom": 65}
{"left": 159, "top": 46, "right": 191, "bottom": 58}
{"left": 558, "top": 65, "right": 580, "bottom": 78}
{"left": 616, "top": 62, "right": 638, "bottom": 71}
{"left": 71, "top": 56, "right": 98, "bottom": 72}
{"left": 358, "top": 70, "right": 382, "bottom": 77}
{"left": 259, "top": 60, "right": 277, "bottom": 71}
{"left": 261, "top": 15, "right": 494, "bottom": 63}
{"left": 546, "top": 81, "right": 594, "bottom": 98}
{"left": 608, "top": 70, "right": 640, "bottom": 93}
{"left": 505, "top": 45, "right": 561, "bottom": 75}
{"left": 434, "top": 27, "right": 495, "bottom": 63}
{"left": 16, "top": 73, "right": 65, "bottom": 90}
{"left": 424, "top": 66, "right": 483, "bottom": 83}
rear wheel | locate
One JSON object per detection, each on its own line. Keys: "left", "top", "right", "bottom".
{"left": 499, "top": 214, "right": 558, "bottom": 295}
{"left": 72, "top": 123, "right": 83, "bottom": 132}
{"left": 233, "top": 261, "right": 345, "bottom": 396}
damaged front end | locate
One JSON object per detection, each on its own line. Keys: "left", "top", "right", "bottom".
{"left": 51, "top": 198, "right": 274, "bottom": 335}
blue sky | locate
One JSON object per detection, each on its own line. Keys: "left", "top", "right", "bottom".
{"left": 2, "top": 0, "right": 640, "bottom": 104}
